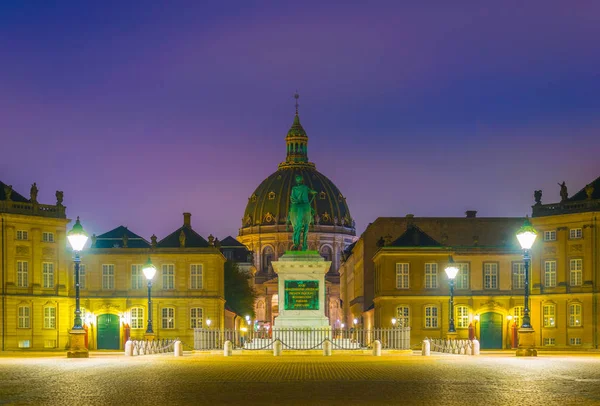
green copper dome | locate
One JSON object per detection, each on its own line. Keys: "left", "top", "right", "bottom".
{"left": 241, "top": 107, "right": 354, "bottom": 235}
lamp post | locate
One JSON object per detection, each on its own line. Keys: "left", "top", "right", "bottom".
{"left": 515, "top": 217, "right": 538, "bottom": 356}
{"left": 142, "top": 257, "right": 157, "bottom": 337}
{"left": 445, "top": 256, "right": 459, "bottom": 335}
{"left": 67, "top": 217, "right": 89, "bottom": 358}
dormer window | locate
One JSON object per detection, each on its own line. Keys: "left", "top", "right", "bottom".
{"left": 268, "top": 191, "right": 276, "bottom": 200}
{"left": 319, "top": 191, "right": 326, "bottom": 200}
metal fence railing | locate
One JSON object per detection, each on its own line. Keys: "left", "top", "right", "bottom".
{"left": 194, "top": 327, "right": 411, "bottom": 351}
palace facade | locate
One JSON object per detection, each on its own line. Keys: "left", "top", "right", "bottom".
{"left": 0, "top": 181, "right": 225, "bottom": 351}
{"left": 340, "top": 177, "right": 600, "bottom": 350}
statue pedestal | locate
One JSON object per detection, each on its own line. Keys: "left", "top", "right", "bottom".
{"left": 67, "top": 329, "right": 89, "bottom": 358}
{"left": 272, "top": 251, "right": 331, "bottom": 329}
{"left": 516, "top": 327, "right": 537, "bottom": 357}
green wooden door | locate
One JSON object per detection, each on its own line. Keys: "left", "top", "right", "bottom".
{"left": 97, "top": 314, "right": 120, "bottom": 350}
{"left": 480, "top": 312, "right": 503, "bottom": 349}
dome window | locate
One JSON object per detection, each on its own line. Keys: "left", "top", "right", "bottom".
{"left": 322, "top": 212, "right": 331, "bottom": 223}
{"left": 264, "top": 212, "right": 274, "bottom": 223}
{"left": 268, "top": 191, "right": 276, "bottom": 200}
{"left": 319, "top": 191, "right": 326, "bottom": 200}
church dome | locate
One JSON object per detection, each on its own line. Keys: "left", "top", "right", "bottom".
{"left": 240, "top": 96, "right": 355, "bottom": 236}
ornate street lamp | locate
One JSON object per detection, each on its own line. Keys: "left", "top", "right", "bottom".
{"left": 67, "top": 216, "right": 89, "bottom": 358}
{"left": 516, "top": 217, "right": 537, "bottom": 329}
{"left": 142, "top": 257, "right": 157, "bottom": 335}
{"left": 391, "top": 318, "right": 397, "bottom": 327}
{"left": 445, "top": 256, "right": 459, "bottom": 334}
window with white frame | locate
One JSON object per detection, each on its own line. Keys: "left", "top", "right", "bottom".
{"left": 102, "top": 264, "right": 115, "bottom": 290}
{"left": 512, "top": 262, "right": 525, "bottom": 289}
{"left": 569, "top": 228, "right": 582, "bottom": 239}
{"left": 484, "top": 263, "right": 498, "bottom": 289}
{"left": 131, "top": 307, "right": 144, "bottom": 329}
{"left": 162, "top": 307, "right": 175, "bottom": 329}
{"left": 569, "top": 303, "right": 582, "bottom": 327}
{"left": 190, "top": 307, "right": 203, "bottom": 328}
{"left": 513, "top": 306, "right": 524, "bottom": 328}
{"left": 570, "top": 337, "right": 582, "bottom": 346}
{"left": 543, "top": 304, "right": 556, "bottom": 327}
{"left": 544, "top": 337, "right": 556, "bottom": 346}
{"left": 43, "top": 307, "right": 56, "bottom": 329}
{"left": 544, "top": 230, "right": 556, "bottom": 241}
{"left": 455, "top": 263, "right": 469, "bottom": 289}
{"left": 16, "top": 230, "right": 28, "bottom": 240}
{"left": 396, "top": 306, "right": 410, "bottom": 327}
{"left": 190, "top": 264, "right": 203, "bottom": 289}
{"left": 544, "top": 261, "right": 557, "bottom": 287}
{"left": 42, "top": 232, "right": 54, "bottom": 242}
{"left": 162, "top": 264, "right": 175, "bottom": 290}
{"left": 17, "top": 261, "right": 28, "bottom": 288}
{"left": 570, "top": 259, "right": 582, "bottom": 286}
{"left": 131, "top": 264, "right": 144, "bottom": 289}
{"left": 456, "top": 305, "right": 469, "bottom": 328}
{"left": 424, "top": 263, "right": 437, "bottom": 289}
{"left": 18, "top": 306, "right": 30, "bottom": 328}
{"left": 42, "top": 262, "right": 54, "bottom": 288}
{"left": 424, "top": 306, "right": 438, "bottom": 328}
{"left": 395, "top": 263, "right": 409, "bottom": 289}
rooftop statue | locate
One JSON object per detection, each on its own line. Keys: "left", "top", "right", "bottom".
{"left": 558, "top": 181, "right": 568, "bottom": 202}
{"left": 288, "top": 174, "right": 316, "bottom": 250}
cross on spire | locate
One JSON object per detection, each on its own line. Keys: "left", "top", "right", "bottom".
{"left": 294, "top": 91, "right": 299, "bottom": 115}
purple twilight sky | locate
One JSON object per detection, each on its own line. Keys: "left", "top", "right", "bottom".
{"left": 1, "top": 1, "right": 599, "bottom": 240}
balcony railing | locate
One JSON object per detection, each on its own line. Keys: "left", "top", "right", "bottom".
{"left": 533, "top": 199, "right": 600, "bottom": 217}
{"left": 0, "top": 200, "right": 66, "bottom": 219}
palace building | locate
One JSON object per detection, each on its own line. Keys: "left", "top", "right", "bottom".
{"left": 0, "top": 180, "right": 225, "bottom": 351}
{"left": 238, "top": 96, "right": 357, "bottom": 328}
{"left": 340, "top": 176, "right": 600, "bottom": 350}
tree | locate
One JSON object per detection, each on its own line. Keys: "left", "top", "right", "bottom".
{"left": 224, "top": 260, "right": 257, "bottom": 318}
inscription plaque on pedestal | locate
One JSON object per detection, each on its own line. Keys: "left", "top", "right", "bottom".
{"left": 284, "top": 280, "right": 319, "bottom": 310}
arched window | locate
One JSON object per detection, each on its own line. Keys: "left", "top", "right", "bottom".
{"left": 569, "top": 303, "right": 582, "bottom": 327}
{"left": 262, "top": 246, "right": 274, "bottom": 273}
{"left": 131, "top": 307, "right": 144, "bottom": 329}
{"left": 455, "top": 305, "right": 469, "bottom": 328}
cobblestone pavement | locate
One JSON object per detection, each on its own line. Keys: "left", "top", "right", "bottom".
{"left": 1, "top": 352, "right": 600, "bottom": 405}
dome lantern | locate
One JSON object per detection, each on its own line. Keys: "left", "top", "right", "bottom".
{"left": 285, "top": 92, "right": 309, "bottom": 165}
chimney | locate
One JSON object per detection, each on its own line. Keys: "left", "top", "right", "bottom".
{"left": 183, "top": 212, "right": 192, "bottom": 228}
{"left": 465, "top": 210, "right": 477, "bottom": 218}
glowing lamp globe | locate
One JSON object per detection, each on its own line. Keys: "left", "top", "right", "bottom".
{"left": 142, "top": 258, "right": 157, "bottom": 281}
{"left": 67, "top": 216, "right": 89, "bottom": 252}
{"left": 445, "top": 256, "right": 459, "bottom": 280}
{"left": 206, "top": 319, "right": 212, "bottom": 327}
{"left": 516, "top": 218, "right": 538, "bottom": 250}
{"left": 391, "top": 318, "right": 397, "bottom": 326}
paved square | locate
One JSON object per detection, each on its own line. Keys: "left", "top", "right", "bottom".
{"left": 1, "top": 352, "right": 600, "bottom": 405}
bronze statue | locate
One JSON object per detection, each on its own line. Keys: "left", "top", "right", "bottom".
{"left": 585, "top": 184, "right": 594, "bottom": 200}
{"left": 534, "top": 190, "right": 542, "bottom": 205}
{"left": 30, "top": 183, "right": 38, "bottom": 203}
{"left": 179, "top": 230, "right": 186, "bottom": 248}
{"left": 55, "top": 190, "right": 64, "bottom": 206}
{"left": 288, "top": 174, "right": 317, "bottom": 250}
{"left": 558, "top": 182, "right": 568, "bottom": 202}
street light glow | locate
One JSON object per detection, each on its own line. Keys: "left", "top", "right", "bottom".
{"left": 516, "top": 217, "right": 538, "bottom": 250}
{"left": 67, "top": 216, "right": 89, "bottom": 252}
{"left": 142, "top": 257, "right": 157, "bottom": 280}
{"left": 444, "top": 256, "right": 459, "bottom": 280}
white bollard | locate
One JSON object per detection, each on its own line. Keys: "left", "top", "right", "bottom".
{"left": 224, "top": 340, "right": 233, "bottom": 357}
{"left": 372, "top": 340, "right": 382, "bottom": 356}
{"left": 323, "top": 339, "right": 332, "bottom": 356}
{"left": 125, "top": 340, "right": 133, "bottom": 356}
{"left": 422, "top": 339, "right": 431, "bottom": 356}
{"left": 174, "top": 340, "right": 183, "bottom": 357}
{"left": 472, "top": 339, "right": 480, "bottom": 356}
{"left": 273, "top": 340, "right": 282, "bottom": 356}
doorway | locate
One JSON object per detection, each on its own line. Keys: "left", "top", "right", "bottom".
{"left": 97, "top": 314, "right": 120, "bottom": 350}
{"left": 480, "top": 312, "right": 503, "bottom": 349}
